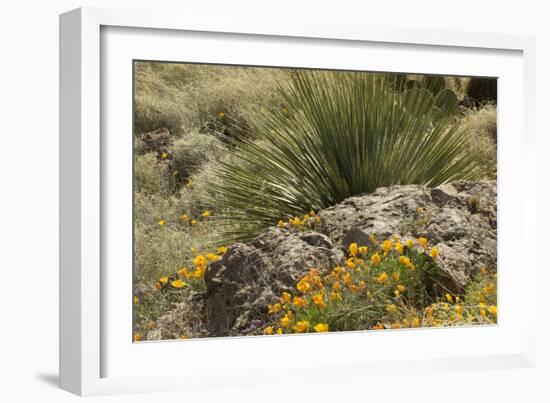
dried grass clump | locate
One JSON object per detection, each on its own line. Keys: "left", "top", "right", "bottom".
{"left": 134, "top": 62, "right": 286, "bottom": 136}
{"left": 458, "top": 103, "right": 497, "bottom": 179}
{"left": 134, "top": 153, "right": 172, "bottom": 196}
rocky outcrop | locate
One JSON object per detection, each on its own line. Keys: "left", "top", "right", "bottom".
{"left": 202, "top": 180, "right": 496, "bottom": 337}
{"left": 204, "top": 229, "right": 343, "bottom": 336}
{"left": 318, "top": 180, "right": 496, "bottom": 290}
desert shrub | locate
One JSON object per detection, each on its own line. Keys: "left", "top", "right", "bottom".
{"left": 208, "top": 70, "right": 486, "bottom": 242}
{"left": 457, "top": 103, "right": 497, "bottom": 179}
{"left": 170, "top": 130, "right": 225, "bottom": 186}
{"left": 260, "top": 236, "right": 497, "bottom": 335}
{"left": 134, "top": 153, "right": 172, "bottom": 196}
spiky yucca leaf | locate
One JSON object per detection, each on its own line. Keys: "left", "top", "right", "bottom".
{"left": 207, "top": 71, "right": 484, "bottom": 242}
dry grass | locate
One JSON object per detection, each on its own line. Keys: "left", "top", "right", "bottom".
{"left": 134, "top": 62, "right": 286, "bottom": 136}
{"left": 458, "top": 103, "right": 497, "bottom": 179}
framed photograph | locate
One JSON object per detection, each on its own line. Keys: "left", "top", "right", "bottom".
{"left": 60, "top": 6, "right": 537, "bottom": 396}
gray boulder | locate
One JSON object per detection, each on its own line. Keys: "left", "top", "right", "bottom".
{"left": 204, "top": 228, "right": 343, "bottom": 336}
{"left": 319, "top": 180, "right": 496, "bottom": 290}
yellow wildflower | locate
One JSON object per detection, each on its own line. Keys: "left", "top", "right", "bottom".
{"left": 314, "top": 323, "right": 329, "bottom": 333}
{"left": 342, "top": 273, "right": 352, "bottom": 286}
{"left": 371, "top": 253, "right": 381, "bottom": 265}
{"left": 133, "top": 296, "right": 139, "bottom": 305}
{"left": 314, "top": 216, "right": 321, "bottom": 224}
{"left": 294, "top": 320, "right": 310, "bottom": 333}
{"left": 158, "top": 219, "right": 166, "bottom": 226}
{"left": 455, "top": 305, "right": 463, "bottom": 315}
{"left": 411, "top": 317, "right": 421, "bottom": 328}
{"left": 391, "top": 272, "right": 400, "bottom": 282}
{"left": 296, "top": 277, "right": 312, "bottom": 293}
{"left": 146, "top": 321, "right": 154, "bottom": 331}
{"left": 177, "top": 267, "right": 189, "bottom": 279}
{"left": 397, "top": 284, "right": 406, "bottom": 293}
{"left": 346, "top": 258, "right": 356, "bottom": 269}
{"left": 161, "top": 152, "right": 169, "bottom": 159}
{"left": 133, "top": 333, "right": 142, "bottom": 342}
{"left": 276, "top": 327, "right": 283, "bottom": 334}
{"left": 191, "top": 219, "right": 197, "bottom": 225}
{"left": 485, "top": 283, "right": 496, "bottom": 294}
{"left": 417, "top": 237, "right": 428, "bottom": 249}
{"left": 280, "top": 315, "right": 291, "bottom": 328}
{"left": 395, "top": 242, "right": 404, "bottom": 255}
{"left": 425, "top": 306, "right": 434, "bottom": 321}
{"left": 193, "top": 255, "right": 207, "bottom": 268}
{"left": 206, "top": 253, "right": 221, "bottom": 262}
{"left": 170, "top": 279, "right": 186, "bottom": 289}
{"left": 186, "top": 179, "right": 193, "bottom": 189}
{"left": 391, "top": 322, "right": 402, "bottom": 329}
{"left": 332, "top": 281, "right": 341, "bottom": 291}
{"left": 330, "top": 291, "right": 341, "bottom": 301}
{"left": 218, "top": 246, "right": 228, "bottom": 254}
{"left": 358, "top": 246, "right": 368, "bottom": 256}
{"left": 375, "top": 272, "right": 388, "bottom": 283}
{"left": 154, "top": 282, "right": 161, "bottom": 290}
{"left": 372, "top": 323, "right": 384, "bottom": 330}
{"left": 290, "top": 217, "right": 302, "bottom": 227}
{"left": 217, "top": 111, "right": 225, "bottom": 119}
{"left": 264, "top": 326, "right": 274, "bottom": 335}
{"left": 159, "top": 276, "right": 169, "bottom": 286}
{"left": 292, "top": 296, "right": 307, "bottom": 308}
{"left": 488, "top": 305, "right": 498, "bottom": 317}
{"left": 430, "top": 247, "right": 439, "bottom": 259}
{"left": 386, "top": 304, "right": 397, "bottom": 313}
{"left": 201, "top": 210, "right": 212, "bottom": 218}
{"left": 399, "top": 256, "right": 411, "bottom": 266}
{"left": 349, "top": 242, "right": 358, "bottom": 257}
{"left": 381, "top": 239, "right": 393, "bottom": 256}
{"left": 445, "top": 293, "right": 453, "bottom": 303}
{"left": 268, "top": 303, "right": 282, "bottom": 315}
{"left": 192, "top": 267, "right": 205, "bottom": 279}
{"left": 281, "top": 292, "right": 292, "bottom": 303}
{"left": 277, "top": 220, "right": 286, "bottom": 228}
{"left": 312, "top": 294, "right": 326, "bottom": 308}
{"left": 480, "top": 309, "right": 487, "bottom": 318}
{"left": 405, "top": 239, "right": 414, "bottom": 248}
{"left": 180, "top": 213, "right": 190, "bottom": 222}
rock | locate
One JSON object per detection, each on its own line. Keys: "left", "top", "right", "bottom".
{"left": 204, "top": 228, "right": 344, "bottom": 337}
{"left": 139, "top": 127, "right": 172, "bottom": 156}
{"left": 319, "top": 180, "right": 496, "bottom": 290}
{"left": 202, "top": 180, "right": 496, "bottom": 337}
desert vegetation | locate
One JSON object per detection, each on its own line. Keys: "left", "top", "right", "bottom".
{"left": 133, "top": 61, "right": 497, "bottom": 341}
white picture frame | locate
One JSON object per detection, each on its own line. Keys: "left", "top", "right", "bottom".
{"left": 60, "top": 6, "right": 537, "bottom": 396}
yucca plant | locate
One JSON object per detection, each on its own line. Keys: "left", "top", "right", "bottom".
{"left": 207, "top": 70, "right": 484, "bottom": 242}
